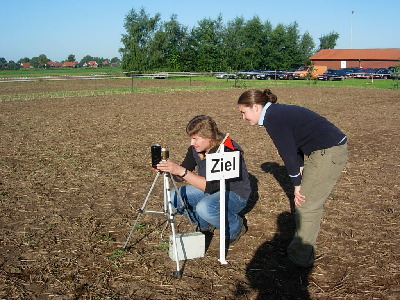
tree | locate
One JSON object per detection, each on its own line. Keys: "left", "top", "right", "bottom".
{"left": 318, "top": 31, "right": 339, "bottom": 50}
{"left": 18, "top": 57, "right": 30, "bottom": 63}
{"left": 189, "top": 15, "right": 225, "bottom": 71}
{"left": 120, "top": 7, "right": 161, "bottom": 72}
{"left": 38, "top": 54, "right": 49, "bottom": 66}
{"left": 67, "top": 54, "right": 76, "bottom": 62}
{"left": 80, "top": 55, "right": 94, "bottom": 63}
{"left": 116, "top": 8, "right": 336, "bottom": 72}
{"left": 162, "top": 15, "right": 187, "bottom": 71}
{"left": 7, "top": 60, "right": 19, "bottom": 70}
{"left": 298, "top": 31, "right": 316, "bottom": 66}
{"left": 147, "top": 14, "right": 187, "bottom": 71}
{"left": 240, "top": 16, "right": 266, "bottom": 70}
{"left": 30, "top": 57, "right": 40, "bottom": 68}
{"left": 223, "top": 17, "right": 246, "bottom": 71}
{"left": 265, "top": 23, "right": 288, "bottom": 69}
{"left": 283, "top": 22, "right": 303, "bottom": 69}
{"left": 0, "top": 57, "right": 7, "bottom": 69}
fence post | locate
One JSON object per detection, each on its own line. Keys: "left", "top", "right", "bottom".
{"left": 131, "top": 72, "right": 134, "bottom": 92}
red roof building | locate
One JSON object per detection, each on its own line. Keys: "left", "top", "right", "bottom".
{"left": 20, "top": 62, "right": 31, "bottom": 68}
{"left": 63, "top": 61, "right": 78, "bottom": 67}
{"left": 310, "top": 48, "right": 400, "bottom": 69}
{"left": 88, "top": 61, "right": 98, "bottom": 67}
{"left": 47, "top": 61, "right": 63, "bottom": 67}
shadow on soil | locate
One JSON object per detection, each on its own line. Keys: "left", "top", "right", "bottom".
{"left": 261, "top": 162, "right": 295, "bottom": 212}
{"left": 241, "top": 172, "right": 260, "bottom": 216}
{"left": 237, "top": 211, "right": 312, "bottom": 299}
{"left": 235, "top": 162, "right": 312, "bottom": 299}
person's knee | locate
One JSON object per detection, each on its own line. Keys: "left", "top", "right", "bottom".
{"left": 195, "top": 200, "right": 209, "bottom": 218}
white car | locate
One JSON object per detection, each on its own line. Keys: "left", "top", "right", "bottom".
{"left": 215, "top": 73, "right": 236, "bottom": 79}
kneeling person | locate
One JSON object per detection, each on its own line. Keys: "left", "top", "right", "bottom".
{"left": 155, "top": 115, "right": 251, "bottom": 244}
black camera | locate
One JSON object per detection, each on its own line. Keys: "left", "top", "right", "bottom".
{"left": 151, "top": 145, "right": 169, "bottom": 168}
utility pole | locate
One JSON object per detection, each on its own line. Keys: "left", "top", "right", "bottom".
{"left": 351, "top": 11, "right": 354, "bottom": 49}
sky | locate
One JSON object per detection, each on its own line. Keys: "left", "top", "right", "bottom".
{"left": 1, "top": 0, "right": 399, "bottom": 62}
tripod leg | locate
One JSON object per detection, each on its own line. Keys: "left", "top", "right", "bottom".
{"left": 164, "top": 173, "right": 182, "bottom": 277}
{"left": 123, "top": 172, "right": 161, "bottom": 249}
{"left": 169, "top": 175, "right": 197, "bottom": 232}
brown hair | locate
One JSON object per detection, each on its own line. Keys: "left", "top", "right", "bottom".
{"left": 237, "top": 89, "right": 278, "bottom": 107}
{"left": 186, "top": 115, "right": 223, "bottom": 149}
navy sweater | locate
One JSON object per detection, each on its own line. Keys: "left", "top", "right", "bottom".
{"left": 180, "top": 137, "right": 251, "bottom": 200}
{"left": 262, "top": 103, "right": 346, "bottom": 186}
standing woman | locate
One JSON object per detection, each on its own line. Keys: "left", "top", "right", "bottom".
{"left": 237, "top": 89, "right": 348, "bottom": 268}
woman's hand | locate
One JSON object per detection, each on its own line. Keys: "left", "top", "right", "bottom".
{"left": 156, "top": 160, "right": 186, "bottom": 177}
{"left": 294, "top": 185, "right": 306, "bottom": 206}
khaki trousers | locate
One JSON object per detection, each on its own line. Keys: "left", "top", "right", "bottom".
{"left": 287, "top": 143, "right": 348, "bottom": 267}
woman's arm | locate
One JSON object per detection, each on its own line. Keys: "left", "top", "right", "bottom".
{"left": 156, "top": 160, "right": 206, "bottom": 191}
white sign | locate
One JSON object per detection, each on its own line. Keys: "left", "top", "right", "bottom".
{"left": 206, "top": 148, "right": 240, "bottom": 265}
{"left": 206, "top": 151, "right": 240, "bottom": 181}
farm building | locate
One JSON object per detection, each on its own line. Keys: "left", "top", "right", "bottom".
{"left": 20, "top": 62, "right": 31, "bottom": 68}
{"left": 310, "top": 48, "right": 400, "bottom": 69}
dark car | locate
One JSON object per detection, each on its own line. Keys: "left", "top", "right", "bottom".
{"left": 352, "top": 68, "right": 376, "bottom": 79}
{"left": 373, "top": 68, "right": 392, "bottom": 79}
{"left": 318, "top": 69, "right": 347, "bottom": 81}
{"left": 238, "top": 70, "right": 263, "bottom": 79}
{"left": 341, "top": 67, "right": 362, "bottom": 78}
{"left": 278, "top": 69, "right": 295, "bottom": 80}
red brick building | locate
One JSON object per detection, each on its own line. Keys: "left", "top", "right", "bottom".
{"left": 310, "top": 48, "right": 400, "bottom": 69}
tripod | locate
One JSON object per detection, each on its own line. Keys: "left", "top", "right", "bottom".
{"left": 123, "top": 170, "right": 196, "bottom": 277}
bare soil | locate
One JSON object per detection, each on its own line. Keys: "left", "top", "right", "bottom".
{"left": 0, "top": 79, "right": 399, "bottom": 299}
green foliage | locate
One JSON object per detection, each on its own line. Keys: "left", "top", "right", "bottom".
{"left": 119, "top": 8, "right": 330, "bottom": 73}
{"left": 67, "top": 54, "right": 76, "bottom": 62}
{"left": 120, "top": 8, "right": 162, "bottom": 72}
{"left": 18, "top": 57, "right": 31, "bottom": 63}
{"left": 318, "top": 31, "right": 340, "bottom": 50}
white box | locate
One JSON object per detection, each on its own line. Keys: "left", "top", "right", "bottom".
{"left": 169, "top": 232, "right": 205, "bottom": 261}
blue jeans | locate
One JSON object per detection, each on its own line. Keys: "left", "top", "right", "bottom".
{"left": 170, "top": 185, "right": 247, "bottom": 240}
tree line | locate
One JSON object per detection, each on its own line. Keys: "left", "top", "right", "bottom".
{"left": 0, "top": 54, "right": 120, "bottom": 70}
{"left": 120, "top": 8, "right": 339, "bottom": 73}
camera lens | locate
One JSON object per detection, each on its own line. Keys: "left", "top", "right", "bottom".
{"left": 161, "top": 148, "right": 169, "bottom": 160}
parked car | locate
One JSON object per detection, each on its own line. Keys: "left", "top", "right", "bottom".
{"left": 351, "top": 68, "right": 377, "bottom": 79}
{"left": 247, "top": 70, "right": 264, "bottom": 79}
{"left": 318, "top": 69, "right": 347, "bottom": 81}
{"left": 235, "top": 70, "right": 262, "bottom": 79}
{"left": 340, "top": 67, "right": 362, "bottom": 78}
{"left": 293, "top": 65, "right": 328, "bottom": 79}
{"left": 256, "top": 70, "right": 282, "bottom": 80}
{"left": 279, "top": 69, "right": 295, "bottom": 80}
{"left": 215, "top": 73, "right": 236, "bottom": 79}
{"left": 373, "top": 68, "right": 392, "bottom": 79}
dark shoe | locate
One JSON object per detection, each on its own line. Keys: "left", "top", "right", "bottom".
{"left": 277, "top": 257, "right": 312, "bottom": 269}
{"left": 228, "top": 222, "right": 247, "bottom": 245}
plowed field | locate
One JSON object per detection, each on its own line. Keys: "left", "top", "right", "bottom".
{"left": 1, "top": 79, "right": 399, "bottom": 299}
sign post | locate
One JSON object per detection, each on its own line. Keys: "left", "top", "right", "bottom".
{"left": 206, "top": 145, "right": 240, "bottom": 264}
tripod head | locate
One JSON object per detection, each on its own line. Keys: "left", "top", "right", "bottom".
{"left": 151, "top": 144, "right": 169, "bottom": 168}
